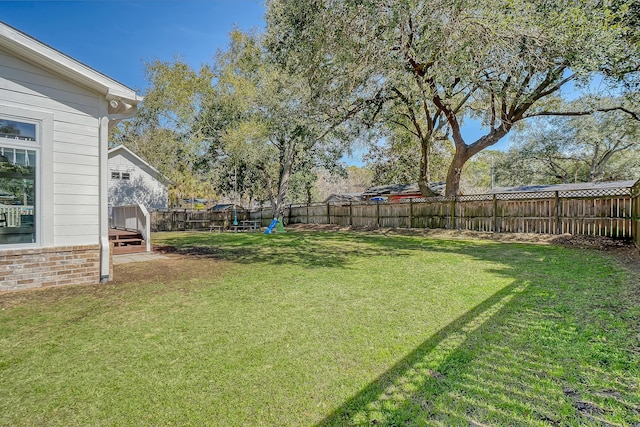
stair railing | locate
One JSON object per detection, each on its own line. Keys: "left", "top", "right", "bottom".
{"left": 110, "top": 204, "right": 151, "bottom": 252}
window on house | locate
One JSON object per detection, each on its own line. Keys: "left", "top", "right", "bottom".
{"left": 0, "top": 118, "right": 38, "bottom": 245}
{"left": 0, "top": 119, "right": 36, "bottom": 141}
{"left": 121, "top": 172, "right": 130, "bottom": 180}
{"left": 111, "top": 171, "right": 120, "bottom": 179}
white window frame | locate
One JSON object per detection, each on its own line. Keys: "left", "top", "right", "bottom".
{"left": 0, "top": 106, "right": 53, "bottom": 248}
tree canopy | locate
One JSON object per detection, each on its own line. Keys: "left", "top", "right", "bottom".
{"left": 110, "top": 59, "right": 215, "bottom": 206}
{"left": 266, "top": 0, "right": 640, "bottom": 195}
{"left": 197, "top": 29, "right": 373, "bottom": 216}
{"left": 498, "top": 96, "right": 640, "bottom": 185}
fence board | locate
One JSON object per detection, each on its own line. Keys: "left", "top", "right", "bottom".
{"left": 632, "top": 182, "right": 640, "bottom": 249}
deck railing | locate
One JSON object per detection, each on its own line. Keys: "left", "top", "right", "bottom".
{"left": 0, "top": 205, "right": 34, "bottom": 227}
{"left": 110, "top": 204, "right": 151, "bottom": 252}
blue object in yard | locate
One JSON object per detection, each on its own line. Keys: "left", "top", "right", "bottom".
{"left": 264, "top": 219, "right": 279, "bottom": 234}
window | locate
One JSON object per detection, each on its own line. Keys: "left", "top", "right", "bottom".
{"left": 121, "top": 172, "right": 130, "bottom": 180}
{"left": 0, "top": 118, "right": 38, "bottom": 245}
{"left": 111, "top": 171, "right": 120, "bottom": 179}
{"left": 0, "top": 119, "right": 36, "bottom": 141}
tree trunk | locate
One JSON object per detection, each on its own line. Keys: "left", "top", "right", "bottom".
{"left": 417, "top": 137, "right": 436, "bottom": 197}
{"left": 273, "top": 143, "right": 296, "bottom": 220}
{"left": 445, "top": 148, "right": 471, "bottom": 196}
{"left": 444, "top": 126, "right": 510, "bottom": 196}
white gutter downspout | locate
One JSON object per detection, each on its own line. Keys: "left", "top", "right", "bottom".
{"left": 99, "top": 114, "right": 110, "bottom": 283}
{"left": 100, "top": 97, "right": 140, "bottom": 282}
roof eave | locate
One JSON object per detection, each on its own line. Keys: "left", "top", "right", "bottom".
{"left": 0, "top": 22, "right": 142, "bottom": 106}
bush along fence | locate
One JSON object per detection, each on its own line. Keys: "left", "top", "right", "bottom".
{"left": 249, "top": 182, "right": 638, "bottom": 240}
{"left": 151, "top": 181, "right": 640, "bottom": 245}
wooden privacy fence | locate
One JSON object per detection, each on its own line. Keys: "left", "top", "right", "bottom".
{"left": 249, "top": 183, "right": 639, "bottom": 240}
{"left": 150, "top": 209, "right": 251, "bottom": 232}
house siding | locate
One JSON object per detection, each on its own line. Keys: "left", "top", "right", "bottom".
{"left": 108, "top": 150, "right": 169, "bottom": 210}
{"left": 0, "top": 46, "right": 102, "bottom": 247}
{"left": 0, "top": 45, "right": 107, "bottom": 290}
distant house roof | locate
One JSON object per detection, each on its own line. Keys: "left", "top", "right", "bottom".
{"left": 490, "top": 180, "right": 636, "bottom": 194}
{"left": 0, "top": 21, "right": 142, "bottom": 127}
{"left": 363, "top": 182, "right": 446, "bottom": 198}
{"left": 323, "top": 193, "right": 365, "bottom": 203}
{"left": 108, "top": 145, "right": 173, "bottom": 185}
{"left": 208, "top": 203, "right": 245, "bottom": 212}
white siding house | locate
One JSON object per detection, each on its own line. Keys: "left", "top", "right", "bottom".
{"left": 108, "top": 145, "right": 170, "bottom": 210}
{"left": 0, "top": 22, "right": 141, "bottom": 290}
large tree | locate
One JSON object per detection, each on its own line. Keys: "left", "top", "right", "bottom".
{"left": 111, "top": 59, "right": 215, "bottom": 206}
{"left": 364, "top": 124, "right": 452, "bottom": 186}
{"left": 197, "top": 30, "right": 369, "bottom": 219}
{"left": 266, "top": 0, "right": 639, "bottom": 196}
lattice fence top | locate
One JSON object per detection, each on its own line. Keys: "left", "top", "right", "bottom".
{"left": 558, "top": 187, "right": 631, "bottom": 198}
{"left": 407, "top": 196, "right": 453, "bottom": 203}
{"left": 254, "top": 182, "right": 637, "bottom": 212}
{"left": 496, "top": 191, "right": 557, "bottom": 200}
{"left": 458, "top": 194, "right": 494, "bottom": 202}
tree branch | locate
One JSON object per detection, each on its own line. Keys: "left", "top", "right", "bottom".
{"left": 524, "top": 106, "right": 640, "bottom": 121}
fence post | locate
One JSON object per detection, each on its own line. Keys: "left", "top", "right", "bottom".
{"left": 376, "top": 201, "right": 381, "bottom": 228}
{"left": 349, "top": 202, "right": 353, "bottom": 226}
{"left": 632, "top": 181, "right": 639, "bottom": 250}
{"left": 450, "top": 197, "right": 456, "bottom": 229}
{"left": 409, "top": 198, "right": 413, "bottom": 229}
{"left": 555, "top": 191, "right": 561, "bottom": 234}
{"left": 307, "top": 202, "right": 310, "bottom": 224}
{"left": 493, "top": 194, "right": 498, "bottom": 232}
{"left": 327, "top": 202, "right": 330, "bottom": 225}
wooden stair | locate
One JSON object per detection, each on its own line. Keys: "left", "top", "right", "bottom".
{"left": 109, "top": 228, "right": 146, "bottom": 255}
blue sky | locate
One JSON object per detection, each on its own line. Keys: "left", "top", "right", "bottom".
{"left": 1, "top": 0, "right": 265, "bottom": 92}
{"left": 1, "top": 0, "right": 510, "bottom": 160}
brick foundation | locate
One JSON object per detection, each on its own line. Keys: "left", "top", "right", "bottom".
{"left": 0, "top": 244, "right": 108, "bottom": 291}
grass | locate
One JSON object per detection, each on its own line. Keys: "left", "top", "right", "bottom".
{"left": 1, "top": 230, "right": 639, "bottom": 426}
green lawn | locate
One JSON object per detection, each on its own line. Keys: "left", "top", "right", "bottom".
{"left": 1, "top": 231, "right": 639, "bottom": 426}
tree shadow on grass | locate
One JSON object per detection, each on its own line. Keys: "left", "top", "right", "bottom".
{"left": 311, "top": 246, "right": 640, "bottom": 426}
{"left": 154, "top": 231, "right": 504, "bottom": 270}
{"left": 154, "top": 231, "right": 418, "bottom": 269}
{"left": 154, "top": 231, "right": 640, "bottom": 425}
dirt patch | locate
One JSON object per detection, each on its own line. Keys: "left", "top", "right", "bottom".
{"left": 111, "top": 254, "right": 229, "bottom": 286}
{"left": 0, "top": 254, "right": 230, "bottom": 306}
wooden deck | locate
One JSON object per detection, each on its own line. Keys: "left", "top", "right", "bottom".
{"left": 109, "top": 228, "right": 146, "bottom": 255}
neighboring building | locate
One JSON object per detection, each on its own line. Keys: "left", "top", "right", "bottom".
{"left": 323, "top": 192, "right": 364, "bottom": 203}
{"left": 208, "top": 203, "right": 247, "bottom": 214}
{"left": 108, "top": 145, "right": 170, "bottom": 210}
{"left": 0, "top": 22, "right": 141, "bottom": 291}
{"left": 363, "top": 182, "right": 446, "bottom": 202}
{"left": 490, "top": 180, "right": 637, "bottom": 194}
